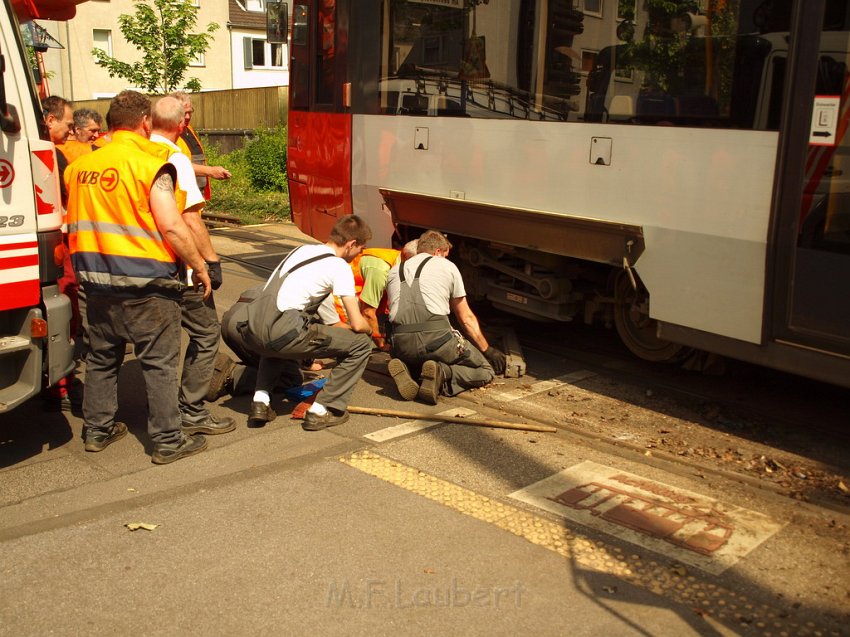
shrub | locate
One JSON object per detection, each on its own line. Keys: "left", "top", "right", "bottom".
{"left": 244, "top": 126, "right": 287, "bottom": 192}
{"left": 204, "top": 132, "right": 290, "bottom": 223}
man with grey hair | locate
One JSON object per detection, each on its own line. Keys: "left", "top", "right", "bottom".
{"left": 386, "top": 230, "right": 506, "bottom": 404}
{"left": 72, "top": 108, "right": 102, "bottom": 143}
{"left": 149, "top": 96, "right": 234, "bottom": 437}
{"left": 169, "top": 91, "right": 231, "bottom": 199}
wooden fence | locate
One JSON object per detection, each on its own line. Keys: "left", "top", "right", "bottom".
{"left": 72, "top": 86, "right": 288, "bottom": 153}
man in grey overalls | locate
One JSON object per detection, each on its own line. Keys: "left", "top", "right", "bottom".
{"left": 232, "top": 215, "right": 374, "bottom": 430}
{"left": 386, "top": 230, "right": 506, "bottom": 404}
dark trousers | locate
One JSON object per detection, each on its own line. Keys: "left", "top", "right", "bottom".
{"left": 84, "top": 294, "right": 183, "bottom": 445}
{"left": 255, "top": 323, "right": 373, "bottom": 413}
{"left": 392, "top": 330, "right": 494, "bottom": 396}
{"left": 179, "top": 289, "right": 220, "bottom": 423}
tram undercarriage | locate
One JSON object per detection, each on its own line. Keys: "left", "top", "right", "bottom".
{"left": 433, "top": 235, "right": 685, "bottom": 364}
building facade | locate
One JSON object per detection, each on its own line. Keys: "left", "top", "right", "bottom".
{"left": 39, "top": 0, "right": 288, "bottom": 101}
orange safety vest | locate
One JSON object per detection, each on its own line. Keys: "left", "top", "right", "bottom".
{"left": 58, "top": 139, "right": 95, "bottom": 164}
{"left": 334, "top": 248, "right": 400, "bottom": 321}
{"left": 65, "top": 130, "right": 182, "bottom": 298}
{"left": 177, "top": 124, "right": 211, "bottom": 201}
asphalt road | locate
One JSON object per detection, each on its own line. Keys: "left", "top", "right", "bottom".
{"left": 0, "top": 222, "right": 845, "bottom": 636}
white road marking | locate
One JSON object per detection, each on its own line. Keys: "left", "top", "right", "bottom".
{"left": 364, "top": 407, "right": 478, "bottom": 442}
{"left": 492, "top": 370, "right": 597, "bottom": 402}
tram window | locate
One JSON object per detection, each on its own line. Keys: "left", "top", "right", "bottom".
{"left": 374, "top": 0, "right": 799, "bottom": 130}
{"left": 316, "top": 0, "right": 336, "bottom": 105}
{"left": 290, "top": 4, "right": 310, "bottom": 110}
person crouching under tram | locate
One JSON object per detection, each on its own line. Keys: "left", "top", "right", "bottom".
{"left": 234, "top": 215, "right": 374, "bottom": 430}
{"left": 386, "top": 230, "right": 507, "bottom": 404}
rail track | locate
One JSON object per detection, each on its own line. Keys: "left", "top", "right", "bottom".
{"left": 210, "top": 223, "right": 850, "bottom": 509}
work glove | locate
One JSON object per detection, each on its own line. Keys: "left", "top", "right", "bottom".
{"left": 207, "top": 261, "right": 223, "bottom": 290}
{"left": 483, "top": 346, "right": 507, "bottom": 375}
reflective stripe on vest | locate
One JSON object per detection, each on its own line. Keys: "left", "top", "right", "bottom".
{"left": 65, "top": 130, "right": 181, "bottom": 296}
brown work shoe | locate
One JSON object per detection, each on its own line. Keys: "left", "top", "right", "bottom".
{"left": 247, "top": 401, "right": 276, "bottom": 428}
{"left": 302, "top": 409, "right": 350, "bottom": 431}
{"left": 388, "top": 358, "right": 419, "bottom": 401}
{"left": 151, "top": 434, "right": 208, "bottom": 465}
{"left": 417, "top": 360, "right": 444, "bottom": 405}
{"left": 205, "top": 352, "right": 237, "bottom": 402}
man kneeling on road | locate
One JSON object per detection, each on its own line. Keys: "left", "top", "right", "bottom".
{"left": 234, "top": 215, "right": 374, "bottom": 430}
{"left": 386, "top": 230, "right": 506, "bottom": 404}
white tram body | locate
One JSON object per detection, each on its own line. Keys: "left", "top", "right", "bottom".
{"left": 285, "top": 0, "right": 850, "bottom": 387}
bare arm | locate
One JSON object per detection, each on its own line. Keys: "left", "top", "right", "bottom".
{"left": 181, "top": 210, "right": 219, "bottom": 262}
{"left": 341, "top": 295, "right": 371, "bottom": 334}
{"left": 192, "top": 163, "right": 231, "bottom": 180}
{"left": 149, "top": 168, "right": 211, "bottom": 298}
{"left": 450, "top": 296, "right": 490, "bottom": 352}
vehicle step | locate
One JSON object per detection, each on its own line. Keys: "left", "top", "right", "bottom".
{"left": 0, "top": 336, "right": 30, "bottom": 354}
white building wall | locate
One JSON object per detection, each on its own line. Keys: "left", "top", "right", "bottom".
{"left": 42, "top": 0, "right": 232, "bottom": 100}
{"left": 230, "top": 28, "right": 288, "bottom": 89}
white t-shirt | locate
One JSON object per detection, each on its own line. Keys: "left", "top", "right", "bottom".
{"left": 150, "top": 133, "right": 205, "bottom": 211}
{"left": 266, "top": 244, "right": 355, "bottom": 313}
{"left": 387, "top": 253, "right": 466, "bottom": 321}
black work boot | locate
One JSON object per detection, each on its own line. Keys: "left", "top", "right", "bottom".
{"left": 417, "top": 360, "right": 444, "bottom": 405}
{"left": 182, "top": 414, "right": 236, "bottom": 436}
{"left": 388, "top": 358, "right": 418, "bottom": 400}
{"left": 205, "top": 352, "right": 237, "bottom": 402}
{"left": 151, "top": 434, "right": 208, "bottom": 465}
{"left": 247, "top": 401, "right": 276, "bottom": 428}
{"left": 84, "top": 422, "right": 128, "bottom": 452}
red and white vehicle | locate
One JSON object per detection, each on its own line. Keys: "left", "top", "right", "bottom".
{"left": 0, "top": 0, "right": 80, "bottom": 412}
{"left": 279, "top": 0, "right": 850, "bottom": 389}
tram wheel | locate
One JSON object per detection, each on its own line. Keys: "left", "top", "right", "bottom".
{"left": 613, "top": 272, "right": 684, "bottom": 363}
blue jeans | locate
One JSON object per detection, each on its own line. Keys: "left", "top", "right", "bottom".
{"left": 83, "top": 294, "right": 183, "bottom": 445}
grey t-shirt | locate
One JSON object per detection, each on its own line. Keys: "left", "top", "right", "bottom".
{"left": 387, "top": 253, "right": 466, "bottom": 322}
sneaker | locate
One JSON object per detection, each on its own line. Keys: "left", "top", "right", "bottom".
{"left": 182, "top": 414, "right": 236, "bottom": 435}
{"left": 418, "top": 360, "right": 444, "bottom": 405}
{"left": 302, "top": 409, "right": 350, "bottom": 431}
{"left": 205, "top": 352, "right": 237, "bottom": 402}
{"left": 388, "top": 358, "right": 419, "bottom": 401}
{"left": 84, "top": 422, "right": 128, "bottom": 452}
{"left": 247, "top": 401, "right": 276, "bottom": 428}
{"left": 151, "top": 434, "right": 208, "bottom": 465}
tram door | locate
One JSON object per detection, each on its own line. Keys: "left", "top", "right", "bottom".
{"left": 287, "top": 0, "right": 353, "bottom": 241}
{"left": 772, "top": 0, "right": 850, "bottom": 358}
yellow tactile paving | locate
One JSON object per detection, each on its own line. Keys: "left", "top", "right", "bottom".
{"left": 340, "top": 450, "right": 840, "bottom": 637}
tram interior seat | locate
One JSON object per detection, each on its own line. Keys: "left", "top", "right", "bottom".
{"left": 607, "top": 95, "right": 634, "bottom": 121}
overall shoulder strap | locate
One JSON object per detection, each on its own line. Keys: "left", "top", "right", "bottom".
{"left": 399, "top": 256, "right": 432, "bottom": 284}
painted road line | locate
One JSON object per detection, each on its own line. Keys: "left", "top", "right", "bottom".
{"left": 509, "top": 460, "right": 785, "bottom": 576}
{"left": 364, "top": 407, "right": 478, "bottom": 443}
{"left": 493, "top": 370, "right": 597, "bottom": 402}
{"left": 341, "top": 451, "right": 816, "bottom": 636}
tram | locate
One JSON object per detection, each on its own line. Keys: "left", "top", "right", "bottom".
{"left": 277, "top": 0, "right": 850, "bottom": 389}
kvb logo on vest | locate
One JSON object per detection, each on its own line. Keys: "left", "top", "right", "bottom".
{"left": 76, "top": 167, "right": 120, "bottom": 192}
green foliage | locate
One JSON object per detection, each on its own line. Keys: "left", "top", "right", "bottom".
{"left": 204, "top": 134, "right": 290, "bottom": 224}
{"left": 91, "top": 0, "right": 218, "bottom": 93}
{"left": 244, "top": 126, "right": 288, "bottom": 192}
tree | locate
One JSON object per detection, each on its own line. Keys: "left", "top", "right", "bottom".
{"left": 91, "top": 0, "right": 219, "bottom": 93}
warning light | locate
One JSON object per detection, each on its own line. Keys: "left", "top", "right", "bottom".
{"left": 54, "top": 242, "right": 66, "bottom": 266}
{"left": 31, "top": 318, "right": 48, "bottom": 338}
